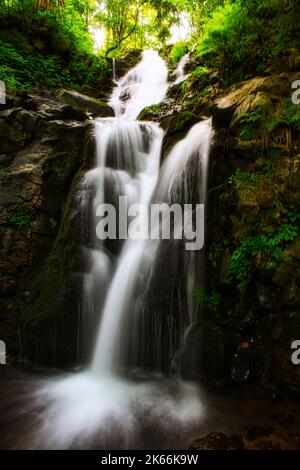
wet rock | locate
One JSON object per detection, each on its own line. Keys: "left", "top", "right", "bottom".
{"left": 244, "top": 425, "right": 273, "bottom": 441}
{"left": 54, "top": 89, "right": 114, "bottom": 117}
{"left": 256, "top": 284, "right": 279, "bottom": 312}
{"left": 190, "top": 432, "right": 244, "bottom": 450}
{"left": 271, "top": 412, "right": 296, "bottom": 426}
{"left": 231, "top": 348, "right": 263, "bottom": 383}
{"left": 161, "top": 111, "right": 201, "bottom": 157}
{"left": 198, "top": 321, "right": 228, "bottom": 377}
{"left": 211, "top": 103, "right": 235, "bottom": 129}
{"left": 0, "top": 94, "right": 95, "bottom": 364}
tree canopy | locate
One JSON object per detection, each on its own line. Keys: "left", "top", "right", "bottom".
{"left": 0, "top": 0, "right": 299, "bottom": 93}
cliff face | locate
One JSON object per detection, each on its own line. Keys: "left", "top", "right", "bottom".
{"left": 147, "top": 50, "right": 300, "bottom": 390}
{"left": 0, "top": 91, "right": 113, "bottom": 365}
{"left": 207, "top": 73, "right": 300, "bottom": 391}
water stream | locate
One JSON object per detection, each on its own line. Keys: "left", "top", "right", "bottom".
{"left": 12, "top": 50, "right": 214, "bottom": 449}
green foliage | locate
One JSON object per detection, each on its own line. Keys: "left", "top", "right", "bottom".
{"left": 0, "top": 1, "right": 110, "bottom": 93}
{"left": 195, "top": 0, "right": 300, "bottom": 83}
{"left": 208, "top": 242, "right": 224, "bottom": 268}
{"left": 284, "top": 101, "right": 300, "bottom": 132}
{"left": 229, "top": 169, "right": 259, "bottom": 189}
{"left": 238, "top": 108, "right": 265, "bottom": 140}
{"left": 190, "top": 66, "right": 209, "bottom": 78}
{"left": 169, "top": 41, "right": 188, "bottom": 63}
{"left": 195, "top": 286, "right": 221, "bottom": 312}
{"left": 226, "top": 215, "right": 300, "bottom": 287}
{"left": 8, "top": 204, "right": 33, "bottom": 229}
{"left": 0, "top": 30, "right": 109, "bottom": 94}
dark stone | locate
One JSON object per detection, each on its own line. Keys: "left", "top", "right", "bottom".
{"left": 231, "top": 348, "right": 263, "bottom": 383}
{"left": 54, "top": 89, "right": 114, "bottom": 117}
{"left": 244, "top": 425, "right": 273, "bottom": 441}
{"left": 0, "top": 94, "right": 95, "bottom": 365}
{"left": 210, "top": 104, "right": 235, "bottom": 129}
{"left": 190, "top": 432, "right": 244, "bottom": 450}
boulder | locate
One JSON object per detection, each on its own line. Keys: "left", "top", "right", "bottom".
{"left": 54, "top": 89, "right": 114, "bottom": 117}
{"left": 0, "top": 95, "right": 94, "bottom": 365}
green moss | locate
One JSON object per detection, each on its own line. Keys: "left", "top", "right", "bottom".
{"left": 137, "top": 103, "right": 164, "bottom": 121}
{"left": 169, "top": 42, "right": 189, "bottom": 64}
{"left": 195, "top": 286, "right": 222, "bottom": 313}
{"left": 8, "top": 204, "right": 33, "bottom": 229}
{"left": 226, "top": 217, "right": 300, "bottom": 287}
{"left": 24, "top": 167, "right": 86, "bottom": 328}
{"left": 162, "top": 112, "right": 200, "bottom": 158}
{"left": 229, "top": 169, "right": 260, "bottom": 190}
{"left": 208, "top": 242, "right": 224, "bottom": 268}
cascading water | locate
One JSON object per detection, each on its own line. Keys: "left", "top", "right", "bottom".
{"left": 112, "top": 58, "right": 116, "bottom": 83}
{"left": 31, "top": 50, "right": 214, "bottom": 449}
{"left": 174, "top": 53, "right": 190, "bottom": 85}
{"left": 109, "top": 50, "right": 168, "bottom": 120}
{"left": 91, "top": 121, "right": 164, "bottom": 374}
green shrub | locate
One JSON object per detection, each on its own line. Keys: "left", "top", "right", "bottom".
{"left": 8, "top": 204, "right": 33, "bottom": 229}
{"left": 226, "top": 217, "right": 300, "bottom": 287}
{"left": 195, "top": 0, "right": 300, "bottom": 83}
{"left": 208, "top": 242, "right": 224, "bottom": 268}
{"left": 284, "top": 101, "right": 300, "bottom": 132}
{"left": 229, "top": 169, "right": 260, "bottom": 189}
{"left": 170, "top": 41, "right": 189, "bottom": 64}
{"left": 195, "top": 286, "right": 221, "bottom": 312}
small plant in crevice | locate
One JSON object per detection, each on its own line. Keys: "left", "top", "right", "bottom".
{"left": 208, "top": 242, "right": 225, "bottom": 268}
{"left": 225, "top": 215, "right": 300, "bottom": 288}
{"left": 238, "top": 108, "right": 265, "bottom": 141}
{"left": 169, "top": 42, "right": 189, "bottom": 64}
{"left": 229, "top": 169, "right": 260, "bottom": 190}
{"left": 8, "top": 204, "right": 33, "bottom": 229}
{"left": 195, "top": 286, "right": 221, "bottom": 313}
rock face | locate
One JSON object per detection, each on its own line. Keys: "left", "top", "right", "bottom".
{"left": 206, "top": 69, "right": 300, "bottom": 389}
{"left": 0, "top": 92, "right": 96, "bottom": 365}
{"left": 139, "top": 51, "right": 300, "bottom": 389}
{"left": 55, "top": 89, "right": 114, "bottom": 117}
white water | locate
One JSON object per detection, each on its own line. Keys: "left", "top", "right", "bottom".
{"left": 174, "top": 53, "right": 190, "bottom": 85}
{"left": 112, "top": 58, "right": 116, "bottom": 83}
{"left": 155, "top": 119, "right": 213, "bottom": 327}
{"left": 92, "top": 121, "right": 163, "bottom": 374}
{"left": 32, "top": 50, "right": 214, "bottom": 449}
{"left": 109, "top": 50, "right": 168, "bottom": 120}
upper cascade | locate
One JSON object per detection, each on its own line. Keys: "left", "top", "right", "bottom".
{"left": 109, "top": 50, "right": 169, "bottom": 121}
{"left": 174, "top": 53, "right": 190, "bottom": 85}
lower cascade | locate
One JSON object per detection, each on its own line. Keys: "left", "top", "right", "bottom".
{"left": 32, "top": 50, "right": 214, "bottom": 449}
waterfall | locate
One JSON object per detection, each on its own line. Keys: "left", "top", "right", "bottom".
{"left": 81, "top": 49, "right": 213, "bottom": 376}
{"left": 78, "top": 50, "right": 168, "bottom": 375}
{"left": 109, "top": 50, "right": 168, "bottom": 120}
{"left": 112, "top": 58, "right": 116, "bottom": 83}
{"left": 33, "top": 49, "right": 213, "bottom": 449}
{"left": 119, "top": 120, "right": 213, "bottom": 373}
{"left": 91, "top": 122, "right": 164, "bottom": 374}
{"left": 174, "top": 53, "right": 189, "bottom": 85}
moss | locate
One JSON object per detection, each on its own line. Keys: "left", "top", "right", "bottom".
{"left": 162, "top": 111, "right": 200, "bottom": 158}
{"left": 137, "top": 103, "right": 164, "bottom": 121}
{"left": 24, "top": 167, "right": 85, "bottom": 329}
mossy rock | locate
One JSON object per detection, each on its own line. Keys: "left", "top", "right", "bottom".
{"left": 55, "top": 89, "right": 114, "bottom": 117}
{"left": 161, "top": 111, "right": 201, "bottom": 158}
